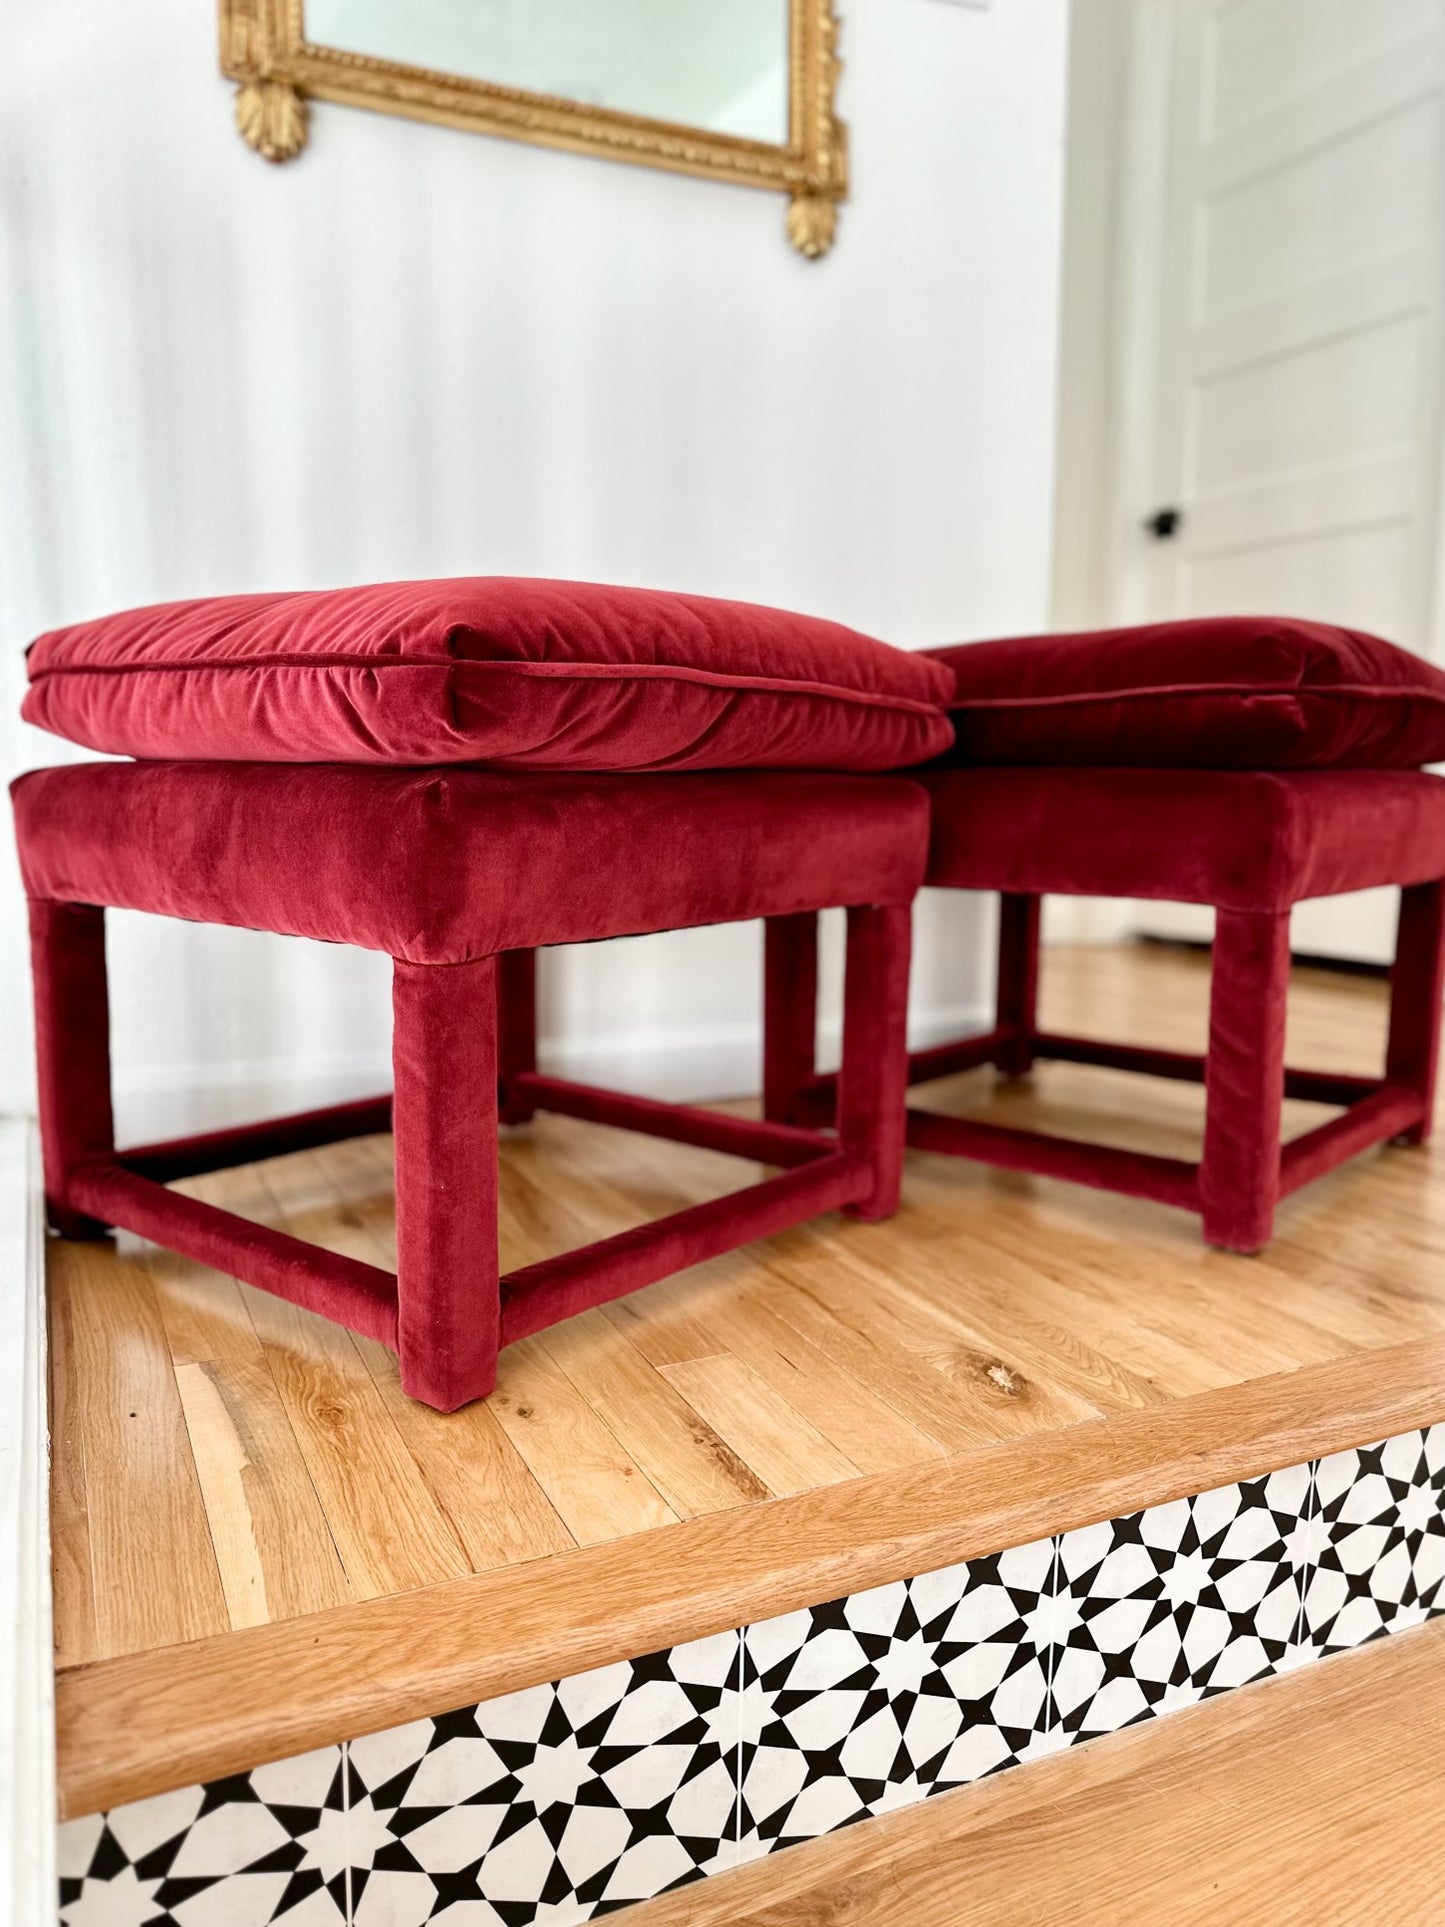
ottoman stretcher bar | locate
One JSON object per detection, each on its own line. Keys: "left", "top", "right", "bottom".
{"left": 16, "top": 761, "right": 926, "bottom": 1410}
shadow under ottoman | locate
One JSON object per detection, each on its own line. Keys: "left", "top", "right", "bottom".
{"left": 764, "top": 766, "right": 1445, "bottom": 1254}
{"left": 13, "top": 761, "right": 927, "bottom": 1410}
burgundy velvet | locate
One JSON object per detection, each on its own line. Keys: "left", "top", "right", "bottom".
{"left": 993, "top": 893, "right": 1040, "bottom": 1076}
{"left": 1384, "top": 880, "right": 1445, "bottom": 1146}
{"left": 1277, "top": 1088, "right": 1424, "bottom": 1200}
{"left": 19, "top": 762, "right": 925, "bottom": 1408}
{"left": 761, "top": 766, "right": 1445, "bottom": 1252}
{"left": 12, "top": 762, "right": 929, "bottom": 963}
{"left": 836, "top": 904, "right": 913, "bottom": 1220}
{"left": 26, "top": 893, "right": 402, "bottom": 1325}
{"left": 923, "top": 767, "right": 1445, "bottom": 910}
{"left": 122, "top": 1095, "right": 395, "bottom": 1183}
{"left": 903, "top": 1108, "right": 1198, "bottom": 1212}
{"left": 489, "top": 904, "right": 912, "bottom": 1333}
{"left": 763, "top": 912, "right": 821, "bottom": 1129}
{"left": 24, "top": 578, "right": 954, "bottom": 772}
{"left": 27, "top": 899, "right": 114, "bottom": 1239}
{"left": 69, "top": 1161, "right": 400, "bottom": 1343}
{"left": 496, "top": 949, "right": 539, "bottom": 1126}
{"left": 928, "top": 617, "right": 1445, "bottom": 769}
{"left": 500, "top": 1155, "right": 862, "bottom": 1349}
{"left": 1197, "top": 911, "right": 1291, "bottom": 1251}
{"left": 392, "top": 957, "right": 500, "bottom": 1410}
{"left": 514, "top": 1076, "right": 830, "bottom": 1167}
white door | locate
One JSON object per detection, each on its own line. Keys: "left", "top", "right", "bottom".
{"left": 1120, "top": 0, "right": 1445, "bottom": 964}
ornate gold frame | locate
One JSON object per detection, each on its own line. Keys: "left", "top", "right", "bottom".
{"left": 219, "top": 0, "right": 847, "bottom": 256}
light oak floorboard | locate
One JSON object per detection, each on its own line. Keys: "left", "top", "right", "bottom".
{"left": 769, "top": 1229, "right": 1103, "bottom": 1436}
{"left": 53, "top": 1240, "right": 228, "bottom": 1659}
{"left": 657, "top": 1353, "right": 862, "bottom": 1496}
{"left": 146, "top": 1241, "right": 351, "bottom": 1631}
{"left": 488, "top": 1336, "right": 680, "bottom": 1544}
{"left": 537, "top": 1310, "right": 769, "bottom": 1518}
{"left": 171, "top": 1352, "right": 350, "bottom": 1631}
{"left": 46, "top": 1256, "right": 98, "bottom": 1671}
{"left": 649, "top": 1285, "right": 952, "bottom": 1472}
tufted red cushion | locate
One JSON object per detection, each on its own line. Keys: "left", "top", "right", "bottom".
{"left": 927, "top": 616, "right": 1445, "bottom": 769}
{"left": 23, "top": 578, "right": 954, "bottom": 772}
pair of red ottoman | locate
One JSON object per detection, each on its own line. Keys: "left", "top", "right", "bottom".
{"left": 15, "top": 582, "right": 1445, "bottom": 1409}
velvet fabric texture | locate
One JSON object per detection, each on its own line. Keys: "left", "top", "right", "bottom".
{"left": 12, "top": 762, "right": 929, "bottom": 962}
{"left": 922, "top": 767, "right": 1445, "bottom": 1247}
{"left": 760, "top": 767, "right": 1445, "bottom": 1254}
{"left": 923, "top": 766, "right": 1445, "bottom": 910}
{"left": 23, "top": 578, "right": 955, "bottom": 771}
{"left": 928, "top": 617, "right": 1445, "bottom": 768}
{"left": 17, "top": 761, "right": 926, "bottom": 1408}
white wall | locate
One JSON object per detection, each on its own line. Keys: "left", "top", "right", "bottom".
{"left": 1044, "top": 0, "right": 1143, "bottom": 947}
{"left": 1049, "top": 0, "right": 1134, "bottom": 634}
{"left": 0, "top": 0, "right": 1070, "bottom": 1137}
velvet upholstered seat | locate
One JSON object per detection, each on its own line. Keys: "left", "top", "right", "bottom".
{"left": 761, "top": 632, "right": 1445, "bottom": 1254}
{"left": 15, "top": 760, "right": 929, "bottom": 1410}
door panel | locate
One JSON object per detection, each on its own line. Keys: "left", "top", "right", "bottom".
{"left": 1181, "top": 523, "right": 1413, "bottom": 639}
{"left": 1125, "top": 0, "right": 1445, "bottom": 963}
{"left": 1189, "top": 315, "right": 1424, "bottom": 496}
{"left": 1197, "top": 98, "right": 1439, "bottom": 324}
{"left": 1206, "top": 0, "right": 1437, "bottom": 137}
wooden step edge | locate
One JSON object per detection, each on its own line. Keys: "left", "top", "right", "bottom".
{"left": 57, "top": 1331, "right": 1445, "bottom": 1817}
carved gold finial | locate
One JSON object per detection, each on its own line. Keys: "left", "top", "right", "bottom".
{"left": 786, "top": 191, "right": 837, "bottom": 260}
{"left": 235, "top": 79, "right": 308, "bottom": 163}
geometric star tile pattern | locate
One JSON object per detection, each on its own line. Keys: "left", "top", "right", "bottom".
{"left": 1050, "top": 1464, "right": 1315, "bottom": 1745}
{"left": 1302, "top": 1427, "right": 1445, "bottom": 1654}
{"left": 58, "top": 1748, "right": 348, "bottom": 1927}
{"left": 738, "top": 1537, "right": 1060, "bottom": 1859}
{"left": 57, "top": 1425, "right": 1445, "bottom": 1925}
{"left": 343, "top": 1632, "right": 741, "bottom": 1926}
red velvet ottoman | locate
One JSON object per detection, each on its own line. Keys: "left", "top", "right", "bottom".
{"left": 14, "top": 761, "right": 927, "bottom": 1409}
{"left": 15, "top": 578, "right": 951, "bottom": 1410}
{"left": 762, "top": 612, "right": 1445, "bottom": 1254}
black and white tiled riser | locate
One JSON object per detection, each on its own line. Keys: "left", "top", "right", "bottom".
{"left": 59, "top": 1425, "right": 1445, "bottom": 1926}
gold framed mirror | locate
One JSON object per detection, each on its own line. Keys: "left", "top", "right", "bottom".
{"left": 219, "top": 0, "right": 847, "bottom": 257}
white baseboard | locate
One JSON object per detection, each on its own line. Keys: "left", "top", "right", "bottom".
{"left": 109, "top": 1001, "right": 994, "bottom": 1139}
{"left": 112, "top": 1050, "right": 396, "bottom": 1143}
{"left": 0, "top": 1119, "right": 55, "bottom": 1927}
{"left": 1042, "top": 897, "right": 1140, "bottom": 946}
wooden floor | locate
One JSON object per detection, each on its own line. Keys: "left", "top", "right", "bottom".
{"left": 629, "top": 1605, "right": 1445, "bottom": 1926}
{"left": 48, "top": 941, "right": 1445, "bottom": 1807}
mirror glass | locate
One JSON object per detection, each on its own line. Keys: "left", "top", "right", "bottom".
{"left": 304, "top": 0, "right": 791, "bottom": 145}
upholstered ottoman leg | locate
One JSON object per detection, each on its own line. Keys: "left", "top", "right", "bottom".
{"left": 1385, "top": 879, "right": 1445, "bottom": 1145}
{"left": 28, "top": 898, "right": 115, "bottom": 1239}
{"left": 763, "top": 911, "right": 821, "bottom": 1126}
{"left": 995, "top": 892, "right": 1042, "bottom": 1077}
{"left": 839, "top": 903, "right": 913, "bottom": 1221}
{"left": 392, "top": 956, "right": 501, "bottom": 1410}
{"left": 497, "top": 948, "right": 539, "bottom": 1126}
{"left": 1199, "top": 909, "right": 1290, "bottom": 1253}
